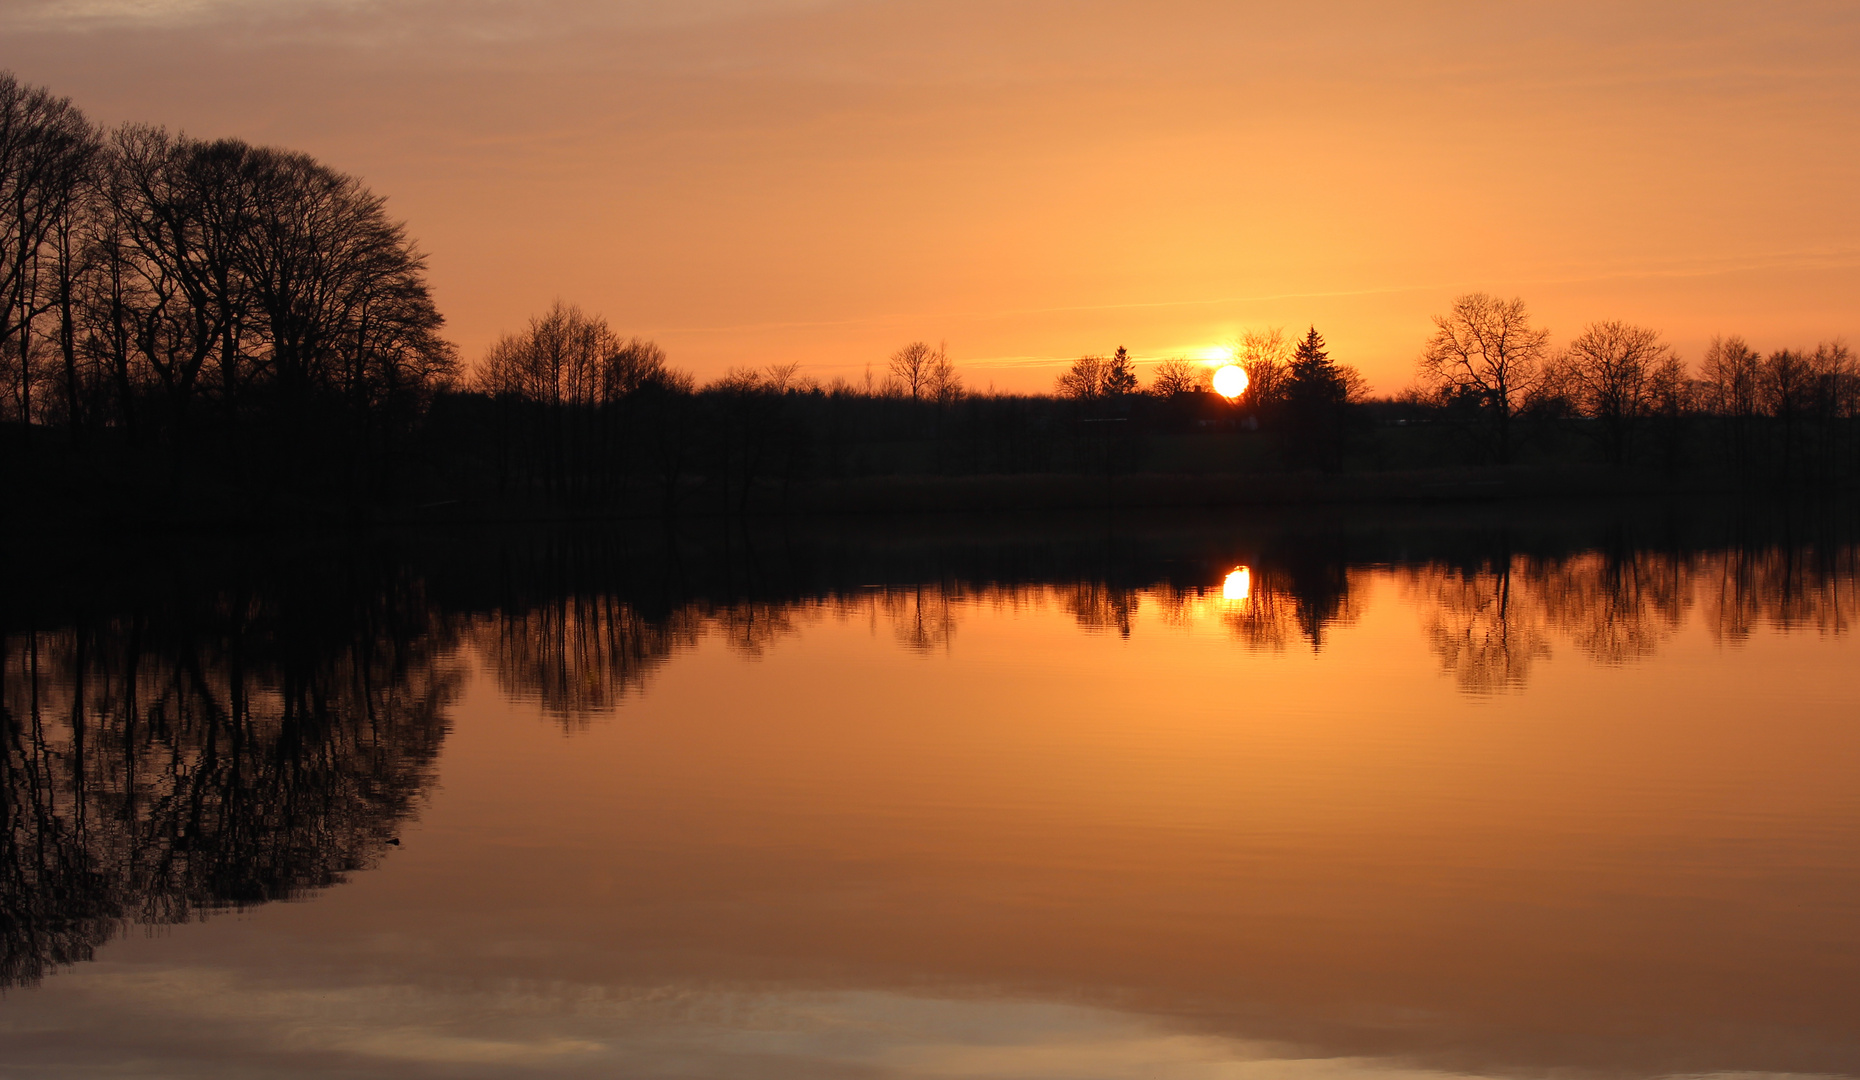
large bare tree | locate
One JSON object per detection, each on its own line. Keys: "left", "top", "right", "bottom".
{"left": 1415, "top": 293, "right": 1551, "bottom": 463}
{"left": 474, "top": 301, "right": 675, "bottom": 497}
{"left": 0, "top": 74, "right": 97, "bottom": 427}
{"left": 888, "top": 340, "right": 948, "bottom": 402}
{"left": 1236, "top": 327, "right": 1291, "bottom": 410}
{"left": 1056, "top": 354, "right": 1106, "bottom": 400}
{"left": 1555, "top": 320, "right": 1676, "bottom": 465}
{"left": 1148, "top": 358, "right": 1207, "bottom": 396}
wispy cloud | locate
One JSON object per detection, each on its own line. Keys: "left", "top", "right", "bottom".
{"left": 3, "top": 0, "right": 840, "bottom": 34}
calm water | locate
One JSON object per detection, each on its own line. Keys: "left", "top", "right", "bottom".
{"left": 4, "top": 508, "right": 1858, "bottom": 1079}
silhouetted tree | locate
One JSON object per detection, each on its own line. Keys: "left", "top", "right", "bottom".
{"left": 1102, "top": 345, "right": 1139, "bottom": 397}
{"left": 923, "top": 347, "right": 963, "bottom": 405}
{"left": 0, "top": 75, "right": 98, "bottom": 436}
{"left": 474, "top": 302, "right": 676, "bottom": 500}
{"left": 1056, "top": 354, "right": 1106, "bottom": 400}
{"left": 1149, "top": 358, "right": 1206, "bottom": 396}
{"left": 1554, "top": 320, "right": 1675, "bottom": 466}
{"left": 1282, "top": 326, "right": 1354, "bottom": 468}
{"left": 1699, "top": 334, "right": 1762, "bottom": 470}
{"left": 1057, "top": 347, "right": 1139, "bottom": 401}
{"left": 889, "top": 340, "right": 945, "bottom": 402}
{"left": 1808, "top": 340, "right": 1860, "bottom": 481}
{"left": 1236, "top": 327, "right": 1291, "bottom": 416}
{"left": 0, "top": 70, "right": 459, "bottom": 511}
{"left": 1762, "top": 347, "right": 1817, "bottom": 481}
{"left": 1415, "top": 293, "right": 1551, "bottom": 464}
{"left": 1644, "top": 347, "right": 1694, "bottom": 472}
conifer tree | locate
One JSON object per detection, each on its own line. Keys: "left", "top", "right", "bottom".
{"left": 1284, "top": 326, "right": 1353, "bottom": 469}
{"left": 1102, "top": 345, "right": 1140, "bottom": 397}
{"left": 1288, "top": 326, "right": 1345, "bottom": 405}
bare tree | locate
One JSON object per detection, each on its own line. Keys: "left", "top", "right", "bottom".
{"left": 1236, "top": 327, "right": 1291, "bottom": 410}
{"left": 1556, "top": 320, "right": 1675, "bottom": 465}
{"left": 1699, "top": 334, "right": 1762, "bottom": 467}
{"left": 474, "top": 302, "right": 679, "bottom": 497}
{"left": 1056, "top": 347, "right": 1139, "bottom": 401}
{"left": 762, "top": 361, "right": 804, "bottom": 394}
{"left": 1056, "top": 355, "right": 1106, "bottom": 399}
{"left": 1415, "top": 293, "right": 1551, "bottom": 463}
{"left": 888, "top": 340, "right": 945, "bottom": 401}
{"left": 1761, "top": 348, "right": 1816, "bottom": 421}
{"left": 1810, "top": 340, "right": 1860, "bottom": 477}
{"left": 475, "top": 302, "right": 672, "bottom": 408}
{"left": 923, "top": 348, "right": 962, "bottom": 404}
{"left": 1810, "top": 340, "right": 1859, "bottom": 423}
{"left": 87, "top": 125, "right": 454, "bottom": 472}
{"left": 1700, "top": 335, "right": 1761, "bottom": 417}
{"left": 1149, "top": 358, "right": 1206, "bottom": 396}
{"left": 0, "top": 74, "right": 98, "bottom": 428}
{"left": 92, "top": 128, "right": 248, "bottom": 436}
{"left": 603, "top": 337, "right": 674, "bottom": 400}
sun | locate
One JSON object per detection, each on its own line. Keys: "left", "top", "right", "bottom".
{"left": 1222, "top": 566, "right": 1252, "bottom": 602}
{"left": 1212, "top": 364, "right": 1249, "bottom": 400}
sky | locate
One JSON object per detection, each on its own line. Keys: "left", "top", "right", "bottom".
{"left": 4, "top": 0, "right": 1858, "bottom": 391}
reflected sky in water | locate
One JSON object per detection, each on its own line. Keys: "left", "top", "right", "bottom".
{"left": 3, "top": 512, "right": 1858, "bottom": 1078}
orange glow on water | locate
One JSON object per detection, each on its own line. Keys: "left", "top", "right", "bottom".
{"left": 11, "top": 557, "right": 1860, "bottom": 1077}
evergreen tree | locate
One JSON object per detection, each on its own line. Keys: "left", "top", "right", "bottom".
{"left": 1102, "top": 345, "right": 1140, "bottom": 397}
{"left": 1284, "top": 326, "right": 1351, "bottom": 469}
{"left": 1288, "top": 327, "right": 1345, "bottom": 405}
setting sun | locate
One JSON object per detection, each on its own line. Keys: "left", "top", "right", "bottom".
{"left": 1222, "top": 566, "right": 1252, "bottom": 601}
{"left": 1212, "top": 364, "right": 1249, "bottom": 401}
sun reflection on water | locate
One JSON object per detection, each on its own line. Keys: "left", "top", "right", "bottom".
{"left": 1222, "top": 566, "right": 1252, "bottom": 602}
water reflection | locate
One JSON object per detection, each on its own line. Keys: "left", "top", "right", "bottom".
{"left": 3, "top": 505, "right": 1858, "bottom": 1080}
{"left": 1705, "top": 542, "right": 1858, "bottom": 641}
{"left": 1407, "top": 545, "right": 1857, "bottom": 693}
{"left": 1, "top": 566, "right": 460, "bottom": 988}
{"left": 458, "top": 524, "right": 1859, "bottom": 718}
{"left": 471, "top": 596, "right": 701, "bottom": 724}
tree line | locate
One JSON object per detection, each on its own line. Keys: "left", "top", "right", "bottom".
{"left": 0, "top": 72, "right": 455, "bottom": 504}
{"left": 7, "top": 68, "right": 1857, "bottom": 520}
{"left": 1410, "top": 292, "right": 1859, "bottom": 479}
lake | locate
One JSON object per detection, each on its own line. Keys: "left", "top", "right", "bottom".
{"left": 3, "top": 505, "right": 1858, "bottom": 1079}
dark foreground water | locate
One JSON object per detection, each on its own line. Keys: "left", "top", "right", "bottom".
{"left": 3, "top": 505, "right": 1858, "bottom": 1079}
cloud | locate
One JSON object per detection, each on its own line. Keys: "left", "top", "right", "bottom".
{"left": 1, "top": 0, "right": 842, "bottom": 36}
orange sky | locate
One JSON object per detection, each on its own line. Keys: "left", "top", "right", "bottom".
{"left": 9, "top": 0, "right": 1858, "bottom": 392}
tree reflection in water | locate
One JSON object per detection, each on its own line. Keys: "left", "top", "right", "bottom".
{"left": 1409, "top": 543, "right": 1857, "bottom": 693}
{"left": 6, "top": 509, "right": 1857, "bottom": 988}
{"left": 1704, "top": 543, "right": 1858, "bottom": 642}
{"left": 471, "top": 595, "right": 702, "bottom": 725}
{"left": 882, "top": 585, "right": 960, "bottom": 653}
{"left": 1060, "top": 582, "right": 1138, "bottom": 638}
{"left": 1, "top": 577, "right": 460, "bottom": 988}
{"left": 1410, "top": 560, "right": 1555, "bottom": 694}
{"left": 462, "top": 523, "right": 1858, "bottom": 719}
